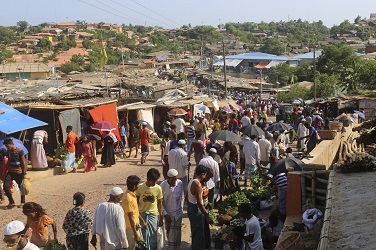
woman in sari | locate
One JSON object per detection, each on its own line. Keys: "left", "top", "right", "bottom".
{"left": 79, "top": 136, "right": 97, "bottom": 172}
{"left": 63, "top": 192, "right": 93, "bottom": 250}
{"left": 100, "top": 131, "right": 116, "bottom": 167}
{"left": 23, "top": 202, "right": 57, "bottom": 247}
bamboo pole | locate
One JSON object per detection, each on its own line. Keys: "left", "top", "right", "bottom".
{"left": 312, "top": 170, "right": 317, "bottom": 207}
{"left": 301, "top": 175, "right": 307, "bottom": 210}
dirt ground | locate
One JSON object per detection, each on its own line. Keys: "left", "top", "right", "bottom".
{"left": 328, "top": 171, "right": 376, "bottom": 249}
{"left": 0, "top": 149, "right": 222, "bottom": 249}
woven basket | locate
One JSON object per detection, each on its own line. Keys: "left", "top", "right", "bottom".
{"left": 329, "top": 121, "right": 343, "bottom": 132}
{"left": 277, "top": 232, "right": 305, "bottom": 250}
{"left": 318, "top": 130, "right": 337, "bottom": 140}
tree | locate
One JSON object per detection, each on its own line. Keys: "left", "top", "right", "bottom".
{"left": 37, "top": 38, "right": 52, "bottom": 51}
{"left": 82, "top": 39, "right": 94, "bottom": 49}
{"left": 60, "top": 62, "right": 81, "bottom": 74}
{"left": 0, "top": 46, "right": 13, "bottom": 63}
{"left": 312, "top": 73, "right": 338, "bottom": 98}
{"left": 317, "top": 43, "right": 360, "bottom": 91}
{"left": 268, "top": 63, "right": 294, "bottom": 86}
{"left": 17, "top": 20, "right": 29, "bottom": 32}
{"left": 260, "top": 38, "right": 285, "bottom": 55}
{"left": 278, "top": 85, "right": 309, "bottom": 103}
{"left": 71, "top": 54, "right": 85, "bottom": 67}
{"left": 0, "top": 26, "right": 17, "bottom": 44}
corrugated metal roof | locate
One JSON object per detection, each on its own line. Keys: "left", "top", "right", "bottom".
{"left": 0, "top": 63, "right": 50, "bottom": 73}
{"left": 117, "top": 101, "right": 155, "bottom": 111}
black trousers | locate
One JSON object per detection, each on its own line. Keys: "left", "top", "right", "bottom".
{"left": 3, "top": 172, "right": 25, "bottom": 204}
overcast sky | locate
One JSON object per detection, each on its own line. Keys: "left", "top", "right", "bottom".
{"left": 2, "top": 0, "right": 376, "bottom": 28}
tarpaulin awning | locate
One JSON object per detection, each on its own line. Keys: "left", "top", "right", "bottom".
{"left": 88, "top": 102, "right": 120, "bottom": 140}
{"left": 0, "top": 101, "right": 47, "bottom": 134}
{"left": 254, "top": 61, "right": 270, "bottom": 69}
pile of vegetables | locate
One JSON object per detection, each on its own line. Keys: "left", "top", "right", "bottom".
{"left": 218, "top": 191, "right": 250, "bottom": 215}
{"left": 54, "top": 144, "right": 68, "bottom": 159}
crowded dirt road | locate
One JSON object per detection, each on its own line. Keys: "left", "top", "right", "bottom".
{"left": 0, "top": 149, "right": 205, "bottom": 249}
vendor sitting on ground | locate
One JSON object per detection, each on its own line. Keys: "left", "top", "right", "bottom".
{"left": 261, "top": 209, "right": 284, "bottom": 249}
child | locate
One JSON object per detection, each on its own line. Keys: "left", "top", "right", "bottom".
{"left": 213, "top": 119, "right": 221, "bottom": 132}
{"left": 228, "top": 152, "right": 240, "bottom": 192}
{"left": 229, "top": 226, "right": 245, "bottom": 250}
{"left": 79, "top": 136, "right": 97, "bottom": 173}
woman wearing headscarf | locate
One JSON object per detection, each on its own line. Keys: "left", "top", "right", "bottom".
{"left": 101, "top": 131, "right": 117, "bottom": 167}
{"left": 63, "top": 192, "right": 93, "bottom": 250}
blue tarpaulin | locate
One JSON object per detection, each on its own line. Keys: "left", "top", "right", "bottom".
{"left": 0, "top": 101, "right": 47, "bottom": 134}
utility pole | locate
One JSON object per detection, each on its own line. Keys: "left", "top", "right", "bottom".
{"left": 223, "top": 41, "right": 227, "bottom": 98}
{"left": 200, "top": 36, "right": 204, "bottom": 68}
{"left": 313, "top": 45, "right": 317, "bottom": 101}
{"left": 260, "top": 69, "right": 263, "bottom": 100}
{"left": 209, "top": 53, "right": 213, "bottom": 97}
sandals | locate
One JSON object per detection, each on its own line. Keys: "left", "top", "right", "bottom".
{"left": 4, "top": 204, "right": 16, "bottom": 210}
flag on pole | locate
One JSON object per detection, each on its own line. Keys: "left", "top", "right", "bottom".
{"left": 100, "top": 44, "right": 108, "bottom": 70}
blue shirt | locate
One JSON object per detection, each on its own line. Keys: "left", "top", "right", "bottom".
{"left": 120, "top": 125, "right": 126, "bottom": 136}
{"left": 227, "top": 161, "right": 239, "bottom": 180}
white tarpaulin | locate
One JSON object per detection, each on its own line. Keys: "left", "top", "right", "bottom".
{"left": 193, "top": 103, "right": 205, "bottom": 117}
{"left": 213, "top": 59, "right": 242, "bottom": 67}
{"left": 140, "top": 109, "right": 154, "bottom": 131}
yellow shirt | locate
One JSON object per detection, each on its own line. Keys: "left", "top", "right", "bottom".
{"left": 122, "top": 190, "right": 139, "bottom": 229}
{"left": 136, "top": 182, "right": 163, "bottom": 215}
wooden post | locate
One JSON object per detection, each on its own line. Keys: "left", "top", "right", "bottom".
{"left": 301, "top": 175, "right": 307, "bottom": 210}
{"left": 312, "top": 169, "right": 317, "bottom": 207}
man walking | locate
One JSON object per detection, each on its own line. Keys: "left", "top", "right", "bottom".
{"left": 160, "top": 169, "right": 184, "bottom": 250}
{"left": 30, "top": 130, "right": 48, "bottom": 170}
{"left": 3, "top": 138, "right": 27, "bottom": 209}
{"left": 258, "top": 133, "right": 272, "bottom": 167}
{"left": 136, "top": 168, "right": 163, "bottom": 250}
{"left": 91, "top": 187, "right": 128, "bottom": 250}
{"left": 62, "top": 125, "right": 79, "bottom": 174}
{"left": 199, "top": 148, "right": 220, "bottom": 208}
{"left": 168, "top": 140, "right": 190, "bottom": 196}
{"left": 127, "top": 123, "right": 139, "bottom": 158}
{"left": 4, "top": 220, "right": 39, "bottom": 249}
{"left": 243, "top": 135, "right": 261, "bottom": 187}
{"left": 139, "top": 122, "right": 150, "bottom": 164}
{"left": 123, "top": 175, "right": 147, "bottom": 249}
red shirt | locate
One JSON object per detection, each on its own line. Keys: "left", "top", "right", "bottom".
{"left": 139, "top": 128, "right": 150, "bottom": 145}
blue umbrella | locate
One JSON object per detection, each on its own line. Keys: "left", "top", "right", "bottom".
{"left": 0, "top": 137, "right": 29, "bottom": 154}
{"left": 354, "top": 110, "right": 365, "bottom": 120}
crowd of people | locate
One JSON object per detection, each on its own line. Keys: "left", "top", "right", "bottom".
{"left": 0, "top": 94, "right": 329, "bottom": 250}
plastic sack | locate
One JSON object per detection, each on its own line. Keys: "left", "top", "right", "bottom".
{"left": 157, "top": 226, "right": 165, "bottom": 250}
{"left": 22, "top": 178, "right": 32, "bottom": 195}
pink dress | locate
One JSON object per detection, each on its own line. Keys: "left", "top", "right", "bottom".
{"left": 81, "top": 142, "right": 96, "bottom": 172}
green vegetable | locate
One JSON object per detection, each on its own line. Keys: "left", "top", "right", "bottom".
{"left": 218, "top": 191, "right": 250, "bottom": 215}
{"left": 54, "top": 144, "right": 68, "bottom": 160}
{"left": 209, "top": 210, "right": 218, "bottom": 223}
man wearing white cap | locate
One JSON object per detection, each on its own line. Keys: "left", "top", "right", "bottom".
{"left": 3, "top": 220, "right": 39, "bottom": 250}
{"left": 91, "top": 187, "right": 128, "bottom": 250}
{"left": 168, "top": 140, "right": 190, "bottom": 196}
{"left": 297, "top": 118, "right": 308, "bottom": 152}
{"left": 159, "top": 169, "right": 184, "bottom": 249}
{"left": 199, "top": 148, "right": 220, "bottom": 208}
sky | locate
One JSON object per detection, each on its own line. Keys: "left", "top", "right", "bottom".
{"left": 1, "top": 0, "right": 376, "bottom": 28}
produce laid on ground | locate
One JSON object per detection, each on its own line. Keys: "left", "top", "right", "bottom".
{"left": 214, "top": 173, "right": 274, "bottom": 244}
{"left": 47, "top": 144, "right": 68, "bottom": 167}
{"left": 334, "top": 119, "right": 376, "bottom": 172}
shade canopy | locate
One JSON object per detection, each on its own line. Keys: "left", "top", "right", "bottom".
{"left": 0, "top": 101, "right": 47, "bottom": 134}
{"left": 208, "top": 130, "right": 242, "bottom": 142}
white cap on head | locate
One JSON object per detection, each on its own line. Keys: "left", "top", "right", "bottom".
{"left": 142, "top": 122, "right": 147, "bottom": 126}
{"left": 178, "top": 140, "right": 186, "bottom": 145}
{"left": 301, "top": 118, "right": 306, "bottom": 122}
{"left": 4, "top": 220, "right": 25, "bottom": 236}
{"left": 167, "top": 169, "right": 178, "bottom": 177}
{"left": 209, "top": 148, "right": 217, "bottom": 154}
{"left": 166, "top": 121, "right": 171, "bottom": 125}
{"left": 110, "top": 187, "right": 124, "bottom": 196}
{"left": 266, "top": 132, "right": 273, "bottom": 139}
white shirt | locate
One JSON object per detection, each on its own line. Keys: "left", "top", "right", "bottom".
{"left": 160, "top": 179, "right": 184, "bottom": 220}
{"left": 245, "top": 216, "right": 264, "bottom": 250}
{"left": 164, "top": 140, "right": 171, "bottom": 156}
{"left": 92, "top": 202, "right": 128, "bottom": 250}
{"left": 173, "top": 118, "right": 186, "bottom": 134}
{"left": 241, "top": 116, "right": 251, "bottom": 127}
{"left": 258, "top": 139, "right": 272, "bottom": 162}
{"left": 199, "top": 156, "right": 220, "bottom": 189}
{"left": 22, "top": 241, "right": 40, "bottom": 250}
{"left": 168, "top": 147, "right": 189, "bottom": 178}
{"left": 33, "top": 130, "right": 47, "bottom": 144}
{"left": 243, "top": 139, "right": 261, "bottom": 165}
{"left": 297, "top": 123, "right": 308, "bottom": 138}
